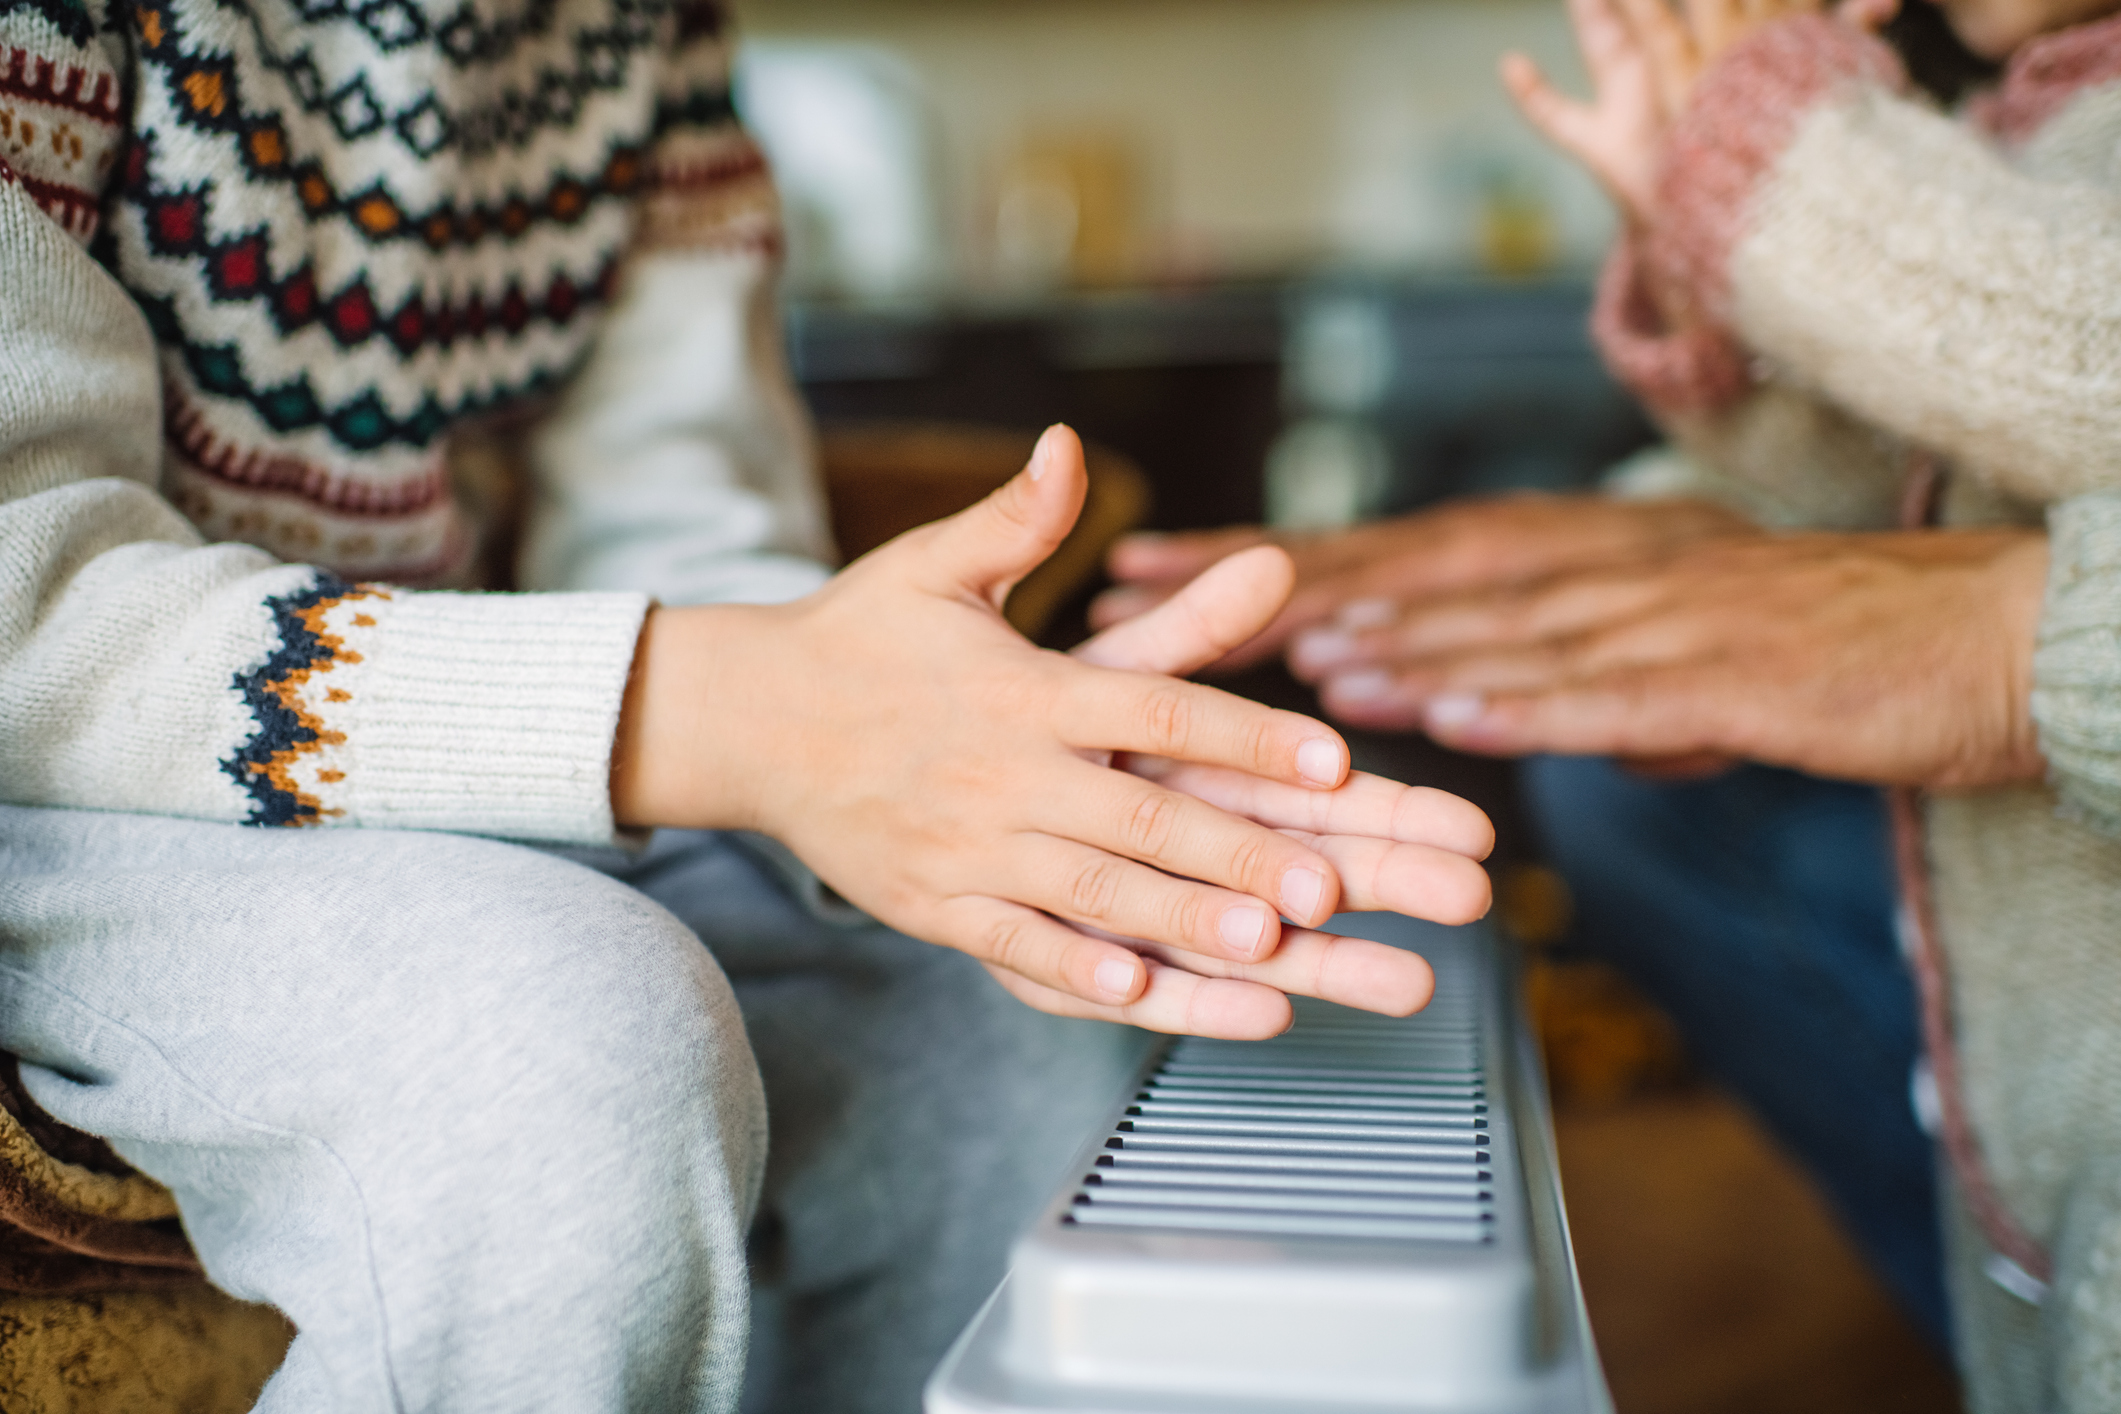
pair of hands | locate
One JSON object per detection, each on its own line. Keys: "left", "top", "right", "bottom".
{"left": 611, "top": 428, "right": 1495, "bottom": 1042}
{"left": 1501, "top": 0, "right": 1891, "bottom": 225}
{"left": 1097, "top": 495, "right": 2050, "bottom": 794}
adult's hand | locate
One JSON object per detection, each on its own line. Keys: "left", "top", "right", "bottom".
{"left": 1094, "top": 495, "right": 1749, "bottom": 674}
{"left": 1293, "top": 528, "right": 2050, "bottom": 792}
{"left": 1500, "top": 0, "right": 1826, "bottom": 224}
{"left": 612, "top": 427, "right": 1492, "bottom": 1040}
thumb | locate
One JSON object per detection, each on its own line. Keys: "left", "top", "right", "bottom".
{"left": 918, "top": 424, "right": 1089, "bottom": 611}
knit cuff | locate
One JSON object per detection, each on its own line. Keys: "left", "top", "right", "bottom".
{"left": 1646, "top": 15, "right": 1907, "bottom": 326}
{"left": 228, "top": 579, "right": 649, "bottom": 844}
{"left": 1590, "top": 234, "right": 1757, "bottom": 414}
{"left": 2032, "top": 492, "right": 2121, "bottom": 838}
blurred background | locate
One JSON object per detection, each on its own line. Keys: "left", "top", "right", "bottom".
{"left": 740, "top": 0, "right": 1654, "bottom": 539}
{"left": 735, "top": 2, "right": 1962, "bottom": 1409}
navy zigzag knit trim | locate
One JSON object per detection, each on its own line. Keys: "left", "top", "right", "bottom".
{"left": 222, "top": 574, "right": 372, "bottom": 827}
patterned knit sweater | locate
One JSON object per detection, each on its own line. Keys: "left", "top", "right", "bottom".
{"left": 0, "top": 0, "right": 838, "bottom": 1291}
{"left": 1590, "top": 16, "right": 2121, "bottom": 1411}
{"left": 0, "top": 0, "right": 832, "bottom": 843}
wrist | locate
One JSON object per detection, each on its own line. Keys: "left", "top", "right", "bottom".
{"left": 611, "top": 602, "right": 780, "bottom": 832}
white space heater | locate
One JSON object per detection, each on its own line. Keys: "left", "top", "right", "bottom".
{"left": 925, "top": 914, "right": 1612, "bottom": 1414}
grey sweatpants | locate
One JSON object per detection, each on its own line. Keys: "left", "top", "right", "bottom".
{"left": 0, "top": 807, "right": 1149, "bottom": 1414}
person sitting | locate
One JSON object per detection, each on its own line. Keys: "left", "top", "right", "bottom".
{"left": 1099, "top": 0, "right": 2121, "bottom": 1404}
{"left": 0, "top": 2, "right": 1499, "bottom": 1408}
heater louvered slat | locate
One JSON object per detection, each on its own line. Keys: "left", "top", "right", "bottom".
{"left": 1067, "top": 963, "right": 1497, "bottom": 1247}
{"left": 926, "top": 915, "right": 1611, "bottom": 1414}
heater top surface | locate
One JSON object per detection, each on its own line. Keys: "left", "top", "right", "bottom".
{"left": 926, "top": 915, "right": 1610, "bottom": 1414}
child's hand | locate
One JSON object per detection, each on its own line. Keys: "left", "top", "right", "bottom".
{"left": 1502, "top": 0, "right": 1823, "bottom": 224}
{"left": 1030, "top": 542, "right": 1495, "bottom": 1034}
{"left": 612, "top": 428, "right": 1483, "bottom": 1039}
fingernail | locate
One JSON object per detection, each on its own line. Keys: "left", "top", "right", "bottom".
{"left": 1292, "top": 629, "right": 1357, "bottom": 674}
{"left": 1296, "top": 737, "right": 1343, "bottom": 788}
{"left": 1220, "top": 904, "right": 1272, "bottom": 959}
{"left": 1028, "top": 425, "right": 1066, "bottom": 481}
{"left": 1426, "top": 692, "right": 1486, "bottom": 730}
{"left": 1337, "top": 598, "right": 1396, "bottom": 630}
{"left": 1331, "top": 669, "right": 1395, "bottom": 703}
{"left": 1095, "top": 957, "right": 1138, "bottom": 1000}
{"left": 1282, "top": 866, "right": 1325, "bottom": 921}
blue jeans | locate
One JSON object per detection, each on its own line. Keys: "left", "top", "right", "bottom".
{"left": 1521, "top": 757, "right": 1951, "bottom": 1350}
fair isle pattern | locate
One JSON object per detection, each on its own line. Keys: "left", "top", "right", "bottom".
{"left": 0, "top": 0, "right": 777, "bottom": 824}
{"left": 224, "top": 576, "right": 390, "bottom": 825}
{"left": 0, "top": 0, "right": 122, "bottom": 240}
{"left": 60, "top": 0, "right": 762, "bottom": 583}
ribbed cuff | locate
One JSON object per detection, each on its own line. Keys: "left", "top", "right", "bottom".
{"left": 1648, "top": 15, "right": 1906, "bottom": 322}
{"left": 2032, "top": 492, "right": 2121, "bottom": 837}
{"left": 343, "top": 590, "right": 650, "bottom": 843}
{"left": 1590, "top": 235, "right": 1757, "bottom": 414}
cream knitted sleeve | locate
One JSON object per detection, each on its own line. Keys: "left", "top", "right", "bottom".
{"left": 0, "top": 174, "right": 649, "bottom": 842}
{"left": 1632, "top": 15, "right": 2121, "bottom": 507}
{"left": 515, "top": 27, "right": 836, "bottom": 609}
{"left": 2033, "top": 492, "right": 2121, "bottom": 833}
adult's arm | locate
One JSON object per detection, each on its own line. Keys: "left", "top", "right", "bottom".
{"left": 1603, "top": 13, "right": 2121, "bottom": 507}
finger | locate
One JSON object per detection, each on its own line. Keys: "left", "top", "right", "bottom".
{"left": 1106, "top": 526, "right": 1275, "bottom": 584}
{"left": 1053, "top": 767, "right": 1344, "bottom": 930}
{"left": 1128, "top": 927, "right": 1439, "bottom": 1019}
{"left": 1614, "top": 0, "right": 1701, "bottom": 114}
{"left": 1290, "top": 574, "right": 1670, "bottom": 679}
{"left": 1684, "top": 0, "right": 1756, "bottom": 64}
{"left": 1621, "top": 751, "right": 1740, "bottom": 780}
{"left": 1088, "top": 582, "right": 1179, "bottom": 631}
{"left": 1057, "top": 668, "right": 1350, "bottom": 791}
{"left": 1076, "top": 546, "right": 1295, "bottom": 677}
{"left": 1417, "top": 664, "right": 1743, "bottom": 760}
{"left": 1280, "top": 832, "right": 1494, "bottom": 926}
{"left": 1500, "top": 52, "right": 1605, "bottom": 169}
{"left": 1315, "top": 620, "right": 1719, "bottom": 731}
{"left": 983, "top": 959, "right": 1297, "bottom": 1041}
{"left": 1144, "top": 764, "right": 1496, "bottom": 860}
{"left": 935, "top": 894, "right": 1150, "bottom": 1005}
{"left": 911, "top": 424, "right": 1088, "bottom": 611}
{"left": 1835, "top": 0, "right": 1898, "bottom": 29}
{"left": 1318, "top": 640, "right": 1598, "bottom": 728}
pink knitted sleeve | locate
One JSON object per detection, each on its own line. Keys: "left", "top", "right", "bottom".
{"left": 1591, "top": 15, "right": 1908, "bottom": 415}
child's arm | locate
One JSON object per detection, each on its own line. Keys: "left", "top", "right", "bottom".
{"left": 611, "top": 429, "right": 1494, "bottom": 1039}
{"left": 516, "top": 92, "right": 839, "bottom": 608}
{"left": 0, "top": 170, "right": 658, "bottom": 842}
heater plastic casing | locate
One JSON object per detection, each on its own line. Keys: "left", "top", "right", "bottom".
{"left": 925, "top": 914, "right": 1612, "bottom": 1414}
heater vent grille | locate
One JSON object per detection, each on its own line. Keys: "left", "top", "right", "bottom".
{"left": 1065, "top": 956, "right": 1494, "bottom": 1244}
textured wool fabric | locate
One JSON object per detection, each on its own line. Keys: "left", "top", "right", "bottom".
{"left": 0, "top": 805, "right": 770, "bottom": 1414}
{"left": 1588, "top": 13, "right": 2121, "bottom": 1409}
{"left": 0, "top": 0, "right": 836, "bottom": 842}
{"left": 0, "top": 137, "right": 650, "bottom": 842}
{"left": 0, "top": 808, "right": 1146, "bottom": 1414}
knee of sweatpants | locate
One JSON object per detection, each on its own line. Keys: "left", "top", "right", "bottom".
{"left": 65, "top": 830, "right": 768, "bottom": 1336}
{"left": 326, "top": 835, "right": 772, "bottom": 1236}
